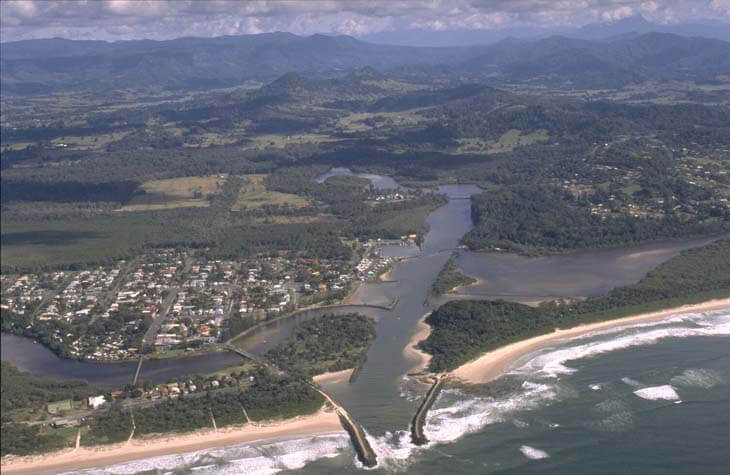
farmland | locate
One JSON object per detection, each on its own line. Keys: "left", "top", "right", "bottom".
{"left": 232, "top": 175, "right": 311, "bottom": 211}
{"left": 119, "top": 176, "right": 226, "bottom": 212}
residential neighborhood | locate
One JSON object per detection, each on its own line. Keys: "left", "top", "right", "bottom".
{"left": 1, "top": 239, "right": 401, "bottom": 361}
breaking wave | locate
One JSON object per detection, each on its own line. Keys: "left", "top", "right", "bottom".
{"left": 633, "top": 385, "right": 681, "bottom": 402}
{"left": 69, "top": 434, "right": 350, "bottom": 475}
{"left": 513, "top": 311, "right": 730, "bottom": 378}
{"left": 671, "top": 368, "right": 725, "bottom": 389}
{"left": 520, "top": 445, "right": 550, "bottom": 460}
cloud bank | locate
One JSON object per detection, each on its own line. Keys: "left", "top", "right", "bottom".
{"left": 1, "top": 0, "right": 728, "bottom": 42}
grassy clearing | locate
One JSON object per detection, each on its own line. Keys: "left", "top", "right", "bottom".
{"left": 1, "top": 210, "right": 206, "bottom": 271}
{"left": 119, "top": 175, "right": 225, "bottom": 211}
{"left": 336, "top": 110, "right": 427, "bottom": 132}
{"left": 252, "top": 215, "right": 334, "bottom": 224}
{"left": 622, "top": 183, "right": 642, "bottom": 196}
{"left": 184, "top": 132, "right": 240, "bottom": 148}
{"left": 244, "top": 133, "right": 339, "bottom": 150}
{"left": 233, "top": 174, "right": 310, "bottom": 210}
{"left": 119, "top": 200, "right": 211, "bottom": 212}
{"left": 456, "top": 129, "right": 549, "bottom": 154}
{"left": 0, "top": 141, "right": 35, "bottom": 151}
{"left": 366, "top": 204, "right": 438, "bottom": 238}
{"left": 50, "top": 131, "right": 131, "bottom": 150}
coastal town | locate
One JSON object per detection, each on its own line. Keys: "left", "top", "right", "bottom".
{"left": 1, "top": 240, "right": 399, "bottom": 362}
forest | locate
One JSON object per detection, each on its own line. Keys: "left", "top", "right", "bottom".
{"left": 265, "top": 313, "right": 377, "bottom": 376}
{"left": 1, "top": 361, "right": 101, "bottom": 456}
{"left": 0, "top": 363, "right": 324, "bottom": 456}
{"left": 1, "top": 361, "right": 98, "bottom": 416}
{"left": 463, "top": 185, "right": 729, "bottom": 254}
{"left": 431, "top": 254, "right": 476, "bottom": 295}
{"left": 420, "top": 240, "right": 730, "bottom": 372}
{"left": 84, "top": 368, "right": 322, "bottom": 445}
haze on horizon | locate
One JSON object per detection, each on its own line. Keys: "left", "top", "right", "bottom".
{"left": 2, "top": 0, "right": 730, "bottom": 45}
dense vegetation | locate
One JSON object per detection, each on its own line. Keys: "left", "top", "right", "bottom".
{"left": 463, "top": 185, "right": 729, "bottom": 254}
{"left": 1, "top": 361, "right": 98, "bottom": 415}
{"left": 1, "top": 423, "right": 71, "bottom": 457}
{"left": 420, "top": 240, "right": 730, "bottom": 371}
{"left": 84, "top": 368, "right": 322, "bottom": 445}
{"left": 0, "top": 362, "right": 101, "bottom": 456}
{"left": 0, "top": 364, "right": 324, "bottom": 455}
{"left": 266, "top": 314, "right": 377, "bottom": 376}
{"left": 431, "top": 254, "right": 476, "bottom": 295}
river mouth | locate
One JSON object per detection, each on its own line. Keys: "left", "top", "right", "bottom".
{"left": 2, "top": 171, "right": 727, "bottom": 473}
{"left": 1, "top": 174, "right": 719, "bottom": 392}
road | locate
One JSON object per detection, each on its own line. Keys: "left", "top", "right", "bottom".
{"left": 29, "top": 275, "right": 73, "bottom": 322}
{"left": 88, "top": 257, "right": 140, "bottom": 327}
{"left": 141, "top": 287, "right": 181, "bottom": 347}
{"left": 141, "top": 258, "right": 191, "bottom": 347}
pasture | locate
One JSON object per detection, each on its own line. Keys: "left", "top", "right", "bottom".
{"left": 233, "top": 175, "right": 310, "bottom": 210}
{"left": 119, "top": 175, "right": 225, "bottom": 211}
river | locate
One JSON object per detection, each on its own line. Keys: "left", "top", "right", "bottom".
{"left": 3, "top": 171, "right": 728, "bottom": 474}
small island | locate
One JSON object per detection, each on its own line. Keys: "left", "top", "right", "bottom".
{"left": 266, "top": 313, "right": 377, "bottom": 379}
{"left": 431, "top": 254, "right": 476, "bottom": 296}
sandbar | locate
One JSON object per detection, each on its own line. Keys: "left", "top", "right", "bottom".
{"left": 403, "top": 312, "right": 433, "bottom": 373}
{"left": 313, "top": 368, "right": 354, "bottom": 384}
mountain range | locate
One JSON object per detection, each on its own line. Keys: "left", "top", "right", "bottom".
{"left": 361, "top": 15, "right": 730, "bottom": 46}
{"left": 1, "top": 28, "right": 729, "bottom": 95}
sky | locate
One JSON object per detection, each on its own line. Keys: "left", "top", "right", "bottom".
{"left": 1, "top": 0, "right": 729, "bottom": 43}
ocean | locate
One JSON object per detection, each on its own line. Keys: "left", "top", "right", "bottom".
{"left": 68, "top": 309, "right": 729, "bottom": 474}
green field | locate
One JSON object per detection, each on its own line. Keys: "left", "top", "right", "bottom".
{"left": 1, "top": 211, "right": 207, "bottom": 271}
{"left": 120, "top": 175, "right": 225, "bottom": 211}
{"left": 456, "top": 128, "right": 549, "bottom": 154}
{"left": 232, "top": 174, "right": 310, "bottom": 210}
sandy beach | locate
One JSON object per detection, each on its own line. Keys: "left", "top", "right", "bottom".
{"left": 451, "top": 298, "right": 730, "bottom": 384}
{"left": 1, "top": 407, "right": 343, "bottom": 474}
{"left": 403, "top": 312, "right": 433, "bottom": 373}
{"left": 313, "top": 368, "right": 354, "bottom": 384}
{"left": 452, "top": 276, "right": 487, "bottom": 293}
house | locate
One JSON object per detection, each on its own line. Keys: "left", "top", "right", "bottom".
{"left": 88, "top": 395, "right": 106, "bottom": 409}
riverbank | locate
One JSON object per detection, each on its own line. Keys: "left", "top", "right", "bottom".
{"left": 1, "top": 407, "right": 343, "bottom": 474}
{"left": 313, "top": 368, "right": 354, "bottom": 384}
{"left": 450, "top": 298, "right": 730, "bottom": 384}
{"left": 403, "top": 312, "right": 433, "bottom": 373}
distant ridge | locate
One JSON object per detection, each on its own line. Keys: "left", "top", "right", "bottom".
{"left": 1, "top": 31, "right": 728, "bottom": 95}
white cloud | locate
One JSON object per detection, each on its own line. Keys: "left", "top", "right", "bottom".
{"left": 709, "top": 0, "right": 730, "bottom": 15}
{"left": 601, "top": 5, "right": 634, "bottom": 21}
{"left": 640, "top": 1, "right": 659, "bottom": 12}
{"left": 0, "top": 0, "right": 727, "bottom": 42}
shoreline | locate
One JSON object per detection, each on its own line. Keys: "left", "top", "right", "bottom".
{"left": 451, "top": 276, "right": 487, "bottom": 293}
{"left": 450, "top": 298, "right": 730, "bottom": 384}
{"left": 1, "top": 407, "right": 343, "bottom": 474}
{"left": 403, "top": 312, "right": 433, "bottom": 373}
{"left": 313, "top": 368, "right": 354, "bottom": 384}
